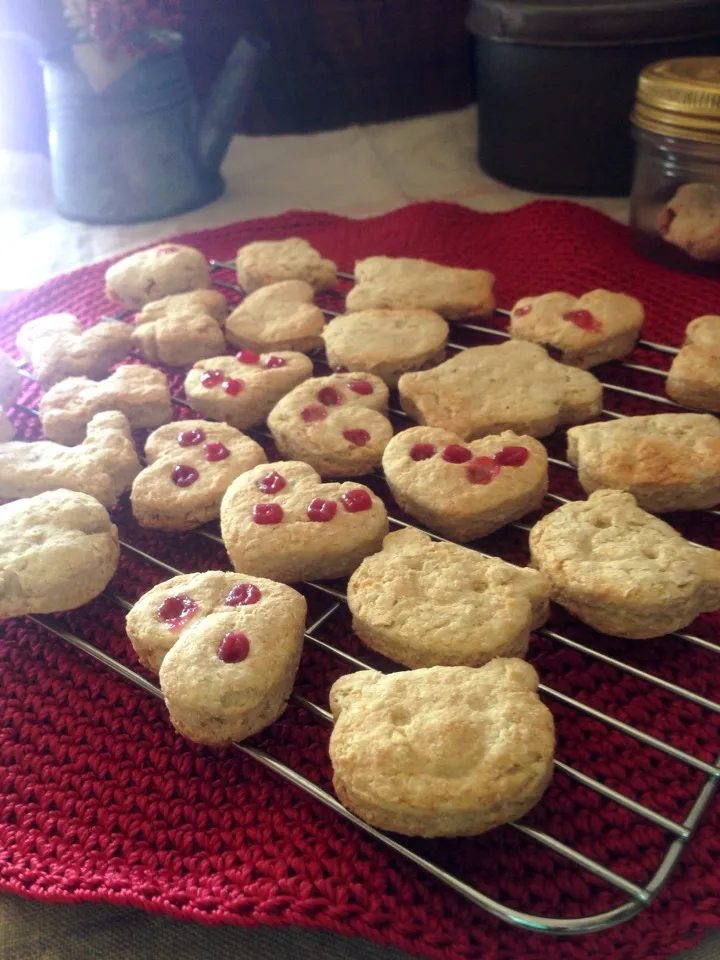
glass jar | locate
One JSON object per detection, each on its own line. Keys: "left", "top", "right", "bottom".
{"left": 630, "top": 57, "right": 720, "bottom": 276}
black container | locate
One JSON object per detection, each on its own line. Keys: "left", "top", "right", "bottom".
{"left": 467, "top": 0, "right": 720, "bottom": 196}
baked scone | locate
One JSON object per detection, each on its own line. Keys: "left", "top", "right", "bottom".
{"left": 126, "top": 571, "right": 306, "bottom": 744}
{"left": 105, "top": 243, "right": 211, "bottom": 308}
{"left": 0, "top": 349, "right": 21, "bottom": 408}
{"left": 132, "top": 289, "right": 228, "bottom": 367}
{"left": 658, "top": 182, "right": 720, "bottom": 262}
{"left": 0, "top": 411, "right": 13, "bottom": 442}
{"left": 666, "top": 315, "right": 720, "bottom": 411}
{"left": 329, "top": 659, "right": 554, "bottom": 837}
{"left": 184, "top": 350, "right": 313, "bottom": 430}
{"left": 509, "top": 290, "right": 644, "bottom": 368}
{"left": 225, "top": 280, "right": 326, "bottom": 354}
{"left": 346, "top": 256, "right": 495, "bottom": 321}
{"left": 131, "top": 420, "right": 267, "bottom": 531}
{"left": 348, "top": 528, "right": 550, "bottom": 668}
{"left": 0, "top": 411, "right": 140, "bottom": 507}
{"left": 399, "top": 341, "right": 603, "bottom": 441}
{"left": 382, "top": 426, "right": 548, "bottom": 541}
{"left": 220, "top": 460, "right": 388, "bottom": 583}
{"left": 39, "top": 365, "right": 173, "bottom": 445}
{"left": 566, "top": 413, "right": 720, "bottom": 512}
{"left": 0, "top": 489, "right": 120, "bottom": 617}
{"left": 16, "top": 314, "right": 133, "bottom": 388}
{"left": 322, "top": 308, "right": 449, "bottom": 386}
{"left": 235, "top": 237, "right": 337, "bottom": 293}
{"left": 529, "top": 489, "right": 720, "bottom": 638}
{"left": 267, "top": 373, "right": 392, "bottom": 477}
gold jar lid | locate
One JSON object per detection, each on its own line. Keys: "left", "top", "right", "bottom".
{"left": 632, "top": 57, "right": 720, "bottom": 143}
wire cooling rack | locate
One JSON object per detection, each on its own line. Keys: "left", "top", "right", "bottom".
{"left": 6, "top": 259, "right": 720, "bottom": 937}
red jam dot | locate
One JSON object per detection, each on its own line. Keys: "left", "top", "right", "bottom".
{"left": 347, "top": 379, "right": 373, "bottom": 396}
{"left": 205, "top": 441, "right": 230, "bottom": 462}
{"left": 222, "top": 378, "right": 244, "bottom": 396}
{"left": 177, "top": 427, "right": 205, "bottom": 447}
{"left": 494, "top": 445, "right": 529, "bottom": 467}
{"left": 563, "top": 309, "right": 602, "bottom": 332}
{"left": 201, "top": 369, "right": 224, "bottom": 388}
{"left": 341, "top": 488, "right": 372, "bottom": 513}
{"left": 225, "top": 583, "right": 262, "bottom": 606}
{"left": 307, "top": 497, "right": 338, "bottom": 522}
{"left": 410, "top": 442, "right": 436, "bottom": 461}
{"left": 171, "top": 464, "right": 199, "bottom": 487}
{"left": 466, "top": 456, "right": 501, "bottom": 485}
{"left": 264, "top": 355, "right": 287, "bottom": 369}
{"left": 442, "top": 444, "right": 472, "bottom": 464}
{"left": 252, "top": 502, "right": 284, "bottom": 524}
{"left": 317, "top": 385, "right": 342, "bottom": 406}
{"left": 334, "top": 364, "right": 348, "bottom": 373}
{"left": 514, "top": 304, "right": 532, "bottom": 317}
{"left": 217, "top": 631, "right": 250, "bottom": 663}
{"left": 343, "top": 428, "right": 370, "bottom": 447}
{"left": 157, "top": 594, "right": 198, "bottom": 630}
{"left": 301, "top": 403, "right": 328, "bottom": 423}
{"left": 236, "top": 348, "right": 259, "bottom": 364}
{"left": 257, "top": 470, "right": 286, "bottom": 494}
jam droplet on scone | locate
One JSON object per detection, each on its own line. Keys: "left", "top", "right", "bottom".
{"left": 236, "top": 349, "right": 259, "bottom": 364}
{"left": 466, "top": 456, "right": 501, "bottom": 485}
{"left": 341, "top": 488, "right": 372, "bottom": 512}
{"left": 171, "top": 464, "right": 199, "bottom": 487}
{"left": 204, "top": 441, "right": 231, "bottom": 462}
{"left": 217, "top": 631, "right": 250, "bottom": 663}
{"left": 222, "top": 378, "right": 244, "bottom": 396}
{"left": 343, "top": 428, "right": 370, "bottom": 447}
{"left": 301, "top": 403, "right": 328, "bottom": 423}
{"left": 264, "top": 355, "right": 287, "bottom": 369}
{"left": 156, "top": 594, "right": 199, "bottom": 630}
{"left": 334, "top": 364, "right": 348, "bottom": 373}
{"left": 514, "top": 304, "right": 532, "bottom": 317}
{"left": 307, "top": 497, "right": 338, "bottom": 522}
{"left": 225, "top": 583, "right": 262, "bottom": 606}
{"left": 257, "top": 470, "right": 286, "bottom": 494}
{"left": 562, "top": 309, "right": 602, "bottom": 333}
{"left": 493, "top": 445, "right": 529, "bottom": 467}
{"left": 317, "top": 386, "right": 342, "bottom": 406}
{"left": 201, "top": 369, "right": 224, "bottom": 388}
{"left": 252, "top": 502, "right": 284, "bottom": 524}
{"left": 346, "top": 378, "right": 373, "bottom": 396}
{"left": 442, "top": 444, "right": 472, "bottom": 464}
{"left": 410, "top": 442, "right": 436, "bottom": 461}
{"left": 177, "top": 427, "right": 206, "bottom": 447}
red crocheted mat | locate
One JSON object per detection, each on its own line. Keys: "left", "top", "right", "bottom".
{"left": 0, "top": 201, "right": 719, "bottom": 960}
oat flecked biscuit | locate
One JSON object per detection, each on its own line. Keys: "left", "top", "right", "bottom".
{"left": 658, "top": 182, "right": 720, "bottom": 262}
{"left": 0, "top": 410, "right": 140, "bottom": 507}
{"left": 131, "top": 420, "right": 267, "bottom": 532}
{"left": 39, "top": 365, "right": 173, "bottom": 445}
{"left": 399, "top": 340, "right": 602, "bottom": 440}
{"left": 509, "top": 289, "right": 644, "bottom": 368}
{"left": 529, "top": 489, "right": 720, "bottom": 638}
{"left": 225, "top": 280, "right": 326, "bottom": 354}
{"left": 17, "top": 314, "right": 133, "bottom": 388}
{"left": 348, "top": 528, "right": 550, "bottom": 668}
{"left": 105, "top": 243, "right": 211, "bottom": 308}
{"left": 220, "top": 460, "right": 388, "bottom": 583}
{"left": 322, "top": 308, "right": 449, "bottom": 386}
{"left": 666, "top": 315, "right": 720, "bottom": 411}
{"left": 268, "top": 373, "right": 392, "bottom": 477}
{"left": 126, "top": 571, "right": 306, "bottom": 744}
{"left": 132, "top": 289, "right": 228, "bottom": 367}
{"left": 0, "top": 489, "right": 120, "bottom": 617}
{"left": 346, "top": 256, "right": 495, "bottom": 321}
{"left": 566, "top": 413, "right": 720, "bottom": 512}
{"left": 235, "top": 237, "right": 337, "bottom": 293}
{"left": 329, "top": 659, "right": 555, "bottom": 837}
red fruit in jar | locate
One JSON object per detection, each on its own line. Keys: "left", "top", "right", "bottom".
{"left": 410, "top": 442, "right": 436, "bottom": 461}
{"left": 200, "top": 369, "right": 224, "bottom": 388}
{"left": 343, "top": 428, "right": 370, "bottom": 446}
{"left": 301, "top": 404, "right": 328, "bottom": 423}
{"left": 257, "top": 471, "right": 286, "bottom": 494}
{"left": 442, "top": 444, "right": 472, "bottom": 464}
{"left": 177, "top": 427, "right": 205, "bottom": 447}
{"left": 252, "top": 502, "right": 284, "bottom": 524}
{"left": 306, "top": 497, "right": 338, "bottom": 522}
{"left": 171, "top": 464, "right": 199, "bottom": 487}
{"left": 466, "top": 457, "right": 500, "bottom": 485}
{"left": 493, "top": 445, "right": 529, "bottom": 467}
{"left": 236, "top": 349, "right": 259, "bottom": 364}
{"left": 225, "top": 583, "right": 262, "bottom": 606}
{"left": 156, "top": 594, "right": 198, "bottom": 630}
{"left": 217, "top": 631, "right": 250, "bottom": 663}
{"left": 204, "top": 441, "right": 230, "bottom": 462}
{"left": 340, "top": 488, "right": 372, "bottom": 512}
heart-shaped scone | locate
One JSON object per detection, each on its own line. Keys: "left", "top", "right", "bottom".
{"left": 529, "top": 489, "right": 720, "bottom": 638}
{"left": 126, "top": 571, "right": 306, "bottom": 744}
{"left": 399, "top": 341, "right": 602, "bottom": 440}
{"left": 132, "top": 289, "right": 228, "bottom": 367}
{"left": 329, "top": 659, "right": 555, "bottom": 837}
{"left": 658, "top": 182, "right": 720, "bottom": 262}
{"left": 383, "top": 426, "right": 548, "bottom": 541}
{"left": 131, "top": 419, "right": 267, "bottom": 531}
{"left": 220, "top": 461, "right": 389, "bottom": 582}
{"left": 566, "top": 413, "right": 720, "bottom": 512}
{"left": 268, "top": 373, "right": 392, "bottom": 477}
{"left": 666, "top": 315, "right": 720, "bottom": 411}
{"left": 184, "top": 350, "right": 313, "bottom": 429}
{"left": 348, "top": 528, "right": 550, "bottom": 668}
{"left": 0, "top": 490, "right": 119, "bottom": 616}
{"left": 225, "top": 280, "right": 326, "bottom": 354}
{"left": 235, "top": 237, "right": 337, "bottom": 293}
{"left": 105, "top": 243, "right": 211, "bottom": 308}
{"left": 509, "top": 289, "right": 644, "bottom": 368}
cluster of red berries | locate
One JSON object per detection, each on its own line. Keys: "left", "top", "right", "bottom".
{"left": 73, "top": 0, "right": 183, "bottom": 57}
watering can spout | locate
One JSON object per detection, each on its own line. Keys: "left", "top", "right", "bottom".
{"left": 198, "top": 35, "right": 267, "bottom": 173}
